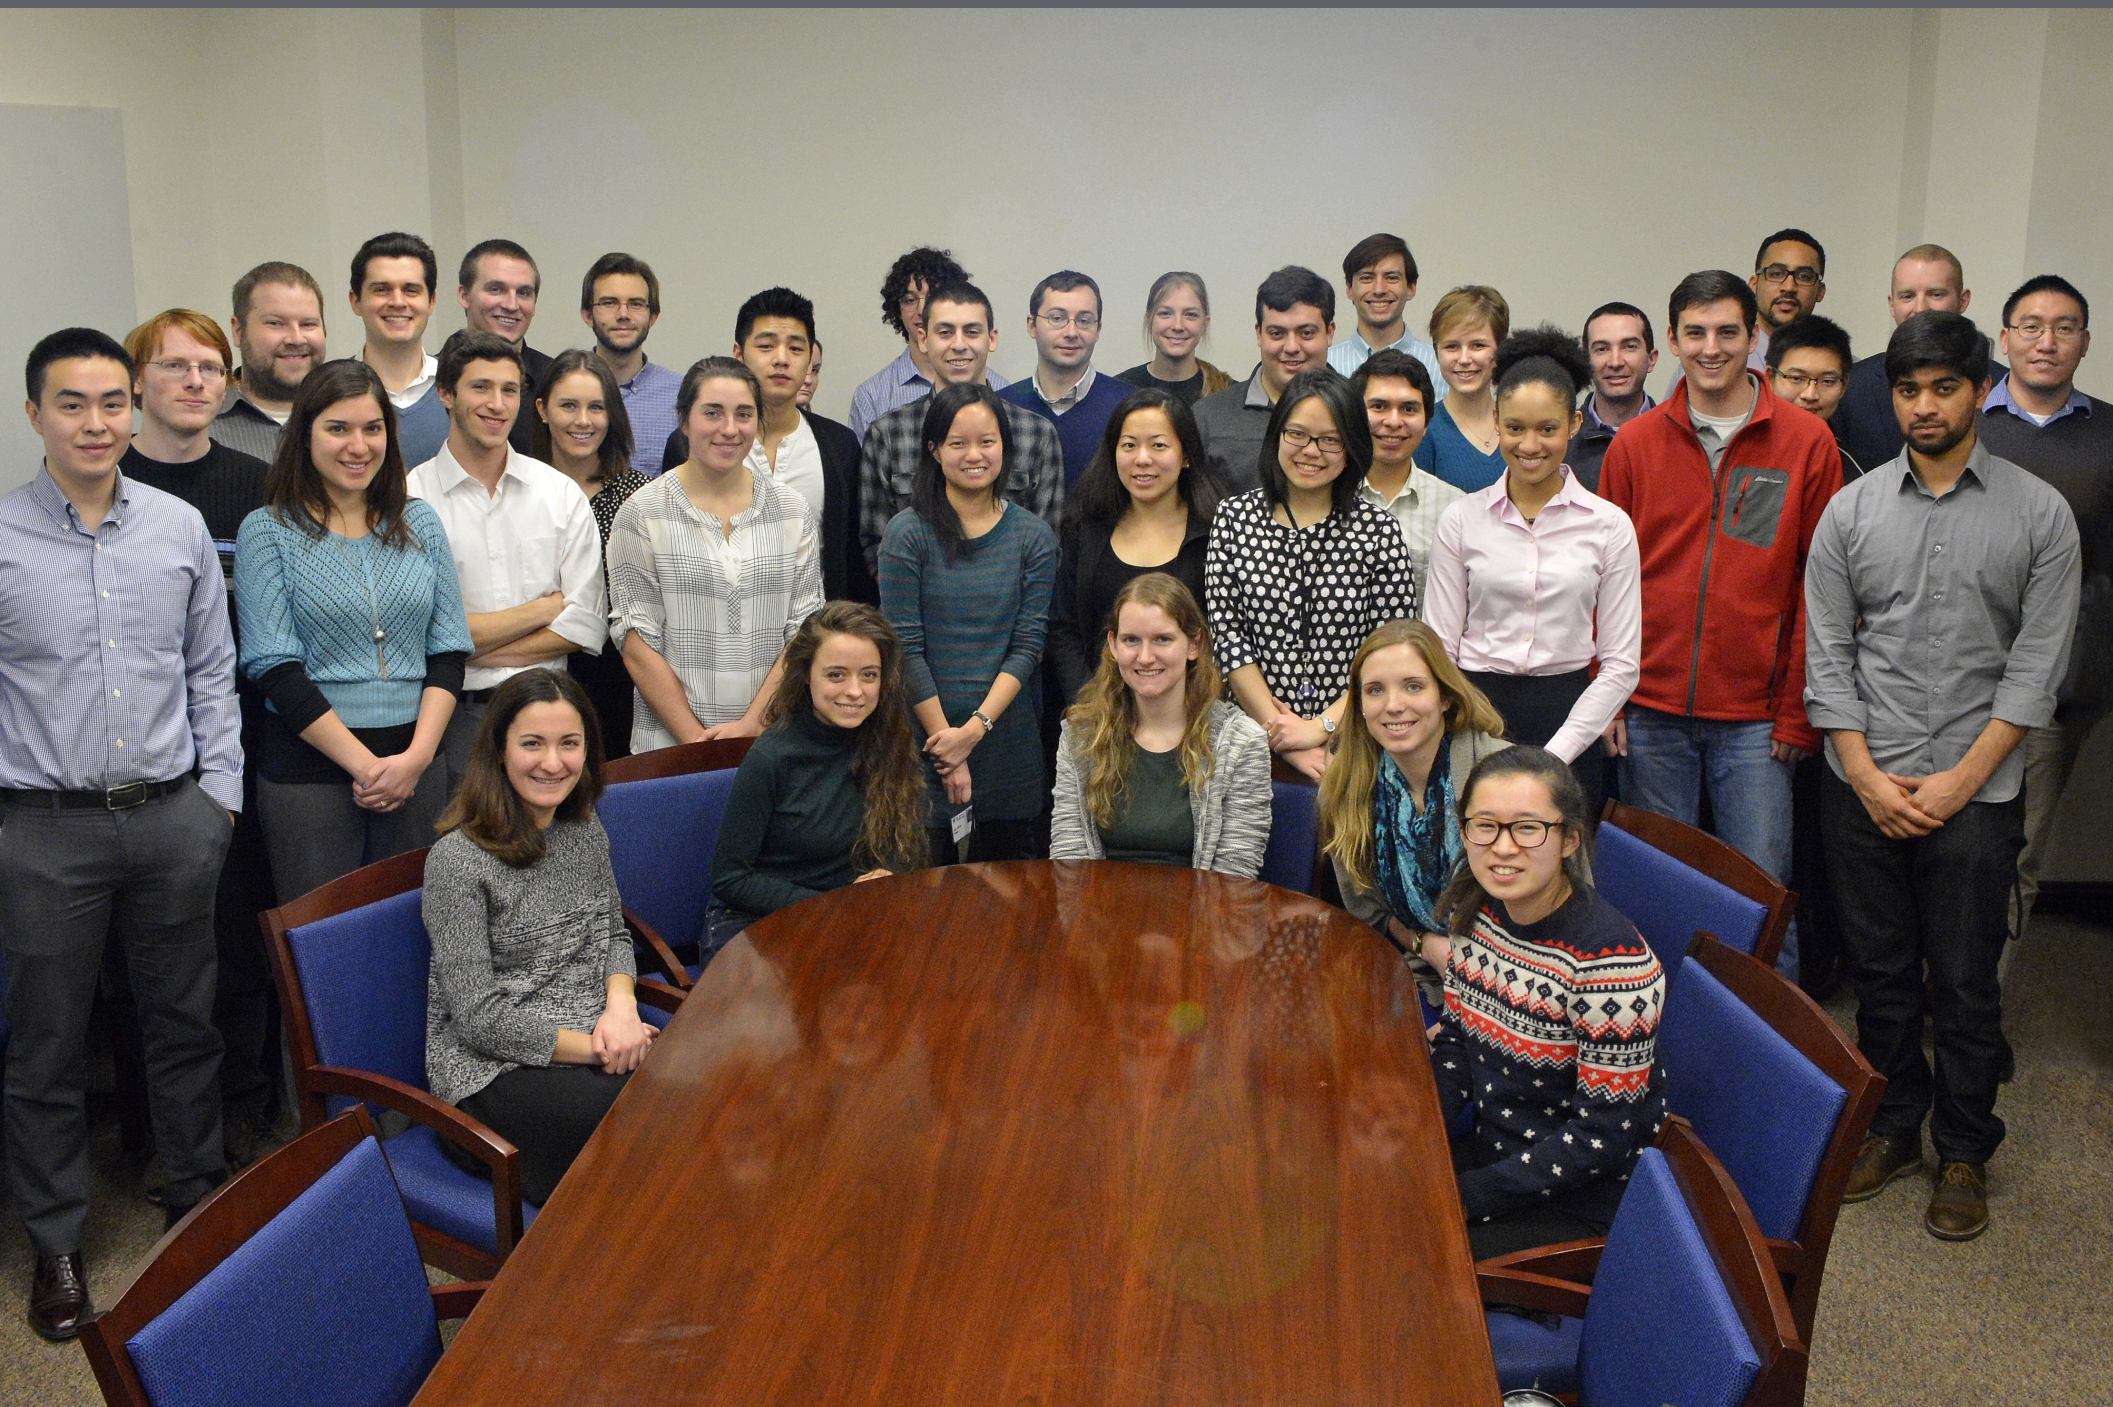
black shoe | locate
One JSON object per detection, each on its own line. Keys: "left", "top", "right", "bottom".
{"left": 28, "top": 1253, "right": 92, "bottom": 1343}
{"left": 163, "top": 1171, "right": 229, "bottom": 1230}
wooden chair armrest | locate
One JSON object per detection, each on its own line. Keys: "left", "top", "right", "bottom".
{"left": 302, "top": 1066, "right": 525, "bottom": 1257}
{"left": 1477, "top": 1236, "right": 1608, "bottom": 1284}
{"left": 430, "top": 1281, "right": 490, "bottom": 1321}
{"left": 635, "top": 977, "right": 685, "bottom": 1015}
{"left": 1476, "top": 1266, "right": 1592, "bottom": 1318}
{"left": 1766, "top": 1236, "right": 1807, "bottom": 1275}
{"left": 624, "top": 906, "right": 692, "bottom": 990}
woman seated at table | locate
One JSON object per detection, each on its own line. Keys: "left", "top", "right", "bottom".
{"left": 1318, "top": 619, "right": 1509, "bottom": 1008}
{"left": 1422, "top": 326, "right": 1640, "bottom": 823}
{"left": 1203, "top": 367, "right": 1416, "bottom": 780}
{"left": 1047, "top": 388, "right": 1220, "bottom": 705}
{"left": 708, "top": 602, "right": 928, "bottom": 958}
{"left": 1413, "top": 286, "right": 1510, "bottom": 492}
{"left": 1050, "top": 573, "right": 1271, "bottom": 876}
{"left": 1430, "top": 745, "right": 1665, "bottom": 1261}
{"left": 424, "top": 668, "right": 654, "bottom": 1207}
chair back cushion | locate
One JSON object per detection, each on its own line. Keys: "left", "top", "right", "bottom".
{"left": 125, "top": 1136, "right": 440, "bottom": 1407}
{"left": 1577, "top": 1147, "right": 1761, "bottom": 1407}
{"left": 1260, "top": 782, "right": 1319, "bottom": 893}
{"left": 599, "top": 769, "right": 738, "bottom": 949}
{"left": 1660, "top": 959, "right": 1847, "bottom": 1241}
{"left": 1595, "top": 822, "right": 1767, "bottom": 985}
{"left": 287, "top": 890, "right": 432, "bottom": 1095}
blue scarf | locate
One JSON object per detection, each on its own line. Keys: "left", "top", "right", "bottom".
{"left": 1372, "top": 743, "right": 1459, "bottom": 936}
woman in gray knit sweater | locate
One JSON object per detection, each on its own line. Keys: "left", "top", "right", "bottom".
{"left": 424, "top": 669, "right": 653, "bottom": 1206}
{"left": 1050, "top": 573, "right": 1272, "bottom": 877}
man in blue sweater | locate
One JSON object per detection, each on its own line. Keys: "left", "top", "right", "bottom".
{"left": 999, "top": 270, "right": 1132, "bottom": 490}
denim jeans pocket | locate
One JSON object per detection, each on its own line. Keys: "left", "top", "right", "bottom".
{"left": 1720, "top": 467, "right": 1789, "bottom": 548}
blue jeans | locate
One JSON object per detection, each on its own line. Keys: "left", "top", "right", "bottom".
{"left": 1619, "top": 707, "right": 1798, "bottom": 980}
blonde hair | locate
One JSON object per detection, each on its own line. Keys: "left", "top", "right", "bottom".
{"left": 1317, "top": 620, "right": 1507, "bottom": 894}
{"left": 1064, "top": 574, "right": 1223, "bottom": 830}
{"left": 124, "top": 309, "right": 233, "bottom": 378}
{"left": 1428, "top": 285, "right": 1511, "bottom": 347}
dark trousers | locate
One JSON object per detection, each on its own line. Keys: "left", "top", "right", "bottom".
{"left": 0, "top": 780, "right": 231, "bottom": 1256}
{"left": 255, "top": 765, "right": 449, "bottom": 904}
{"left": 212, "top": 794, "right": 280, "bottom": 1110}
{"left": 927, "top": 818, "right": 1039, "bottom": 867}
{"left": 1789, "top": 753, "right": 1845, "bottom": 995}
{"left": 1462, "top": 669, "right": 1604, "bottom": 826}
{"left": 1449, "top": 1130, "right": 1611, "bottom": 1262}
{"left": 1821, "top": 767, "right": 2022, "bottom": 1166}
{"left": 453, "top": 1064, "right": 630, "bottom": 1206}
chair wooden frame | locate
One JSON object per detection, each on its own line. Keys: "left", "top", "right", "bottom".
{"left": 259, "top": 851, "right": 684, "bottom": 1278}
{"left": 602, "top": 736, "right": 756, "bottom": 989}
{"left": 1476, "top": 1116, "right": 1809, "bottom": 1407}
{"left": 1268, "top": 755, "right": 1333, "bottom": 897}
{"left": 79, "top": 1108, "right": 490, "bottom": 1407}
{"left": 1599, "top": 799, "right": 1796, "bottom": 967}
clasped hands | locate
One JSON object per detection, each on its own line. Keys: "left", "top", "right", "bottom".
{"left": 590, "top": 1003, "right": 656, "bottom": 1075}
{"left": 1266, "top": 702, "right": 1330, "bottom": 781}
{"left": 350, "top": 749, "right": 432, "bottom": 813}
{"left": 926, "top": 716, "right": 986, "bottom": 805}
{"left": 1853, "top": 763, "right": 1975, "bottom": 839}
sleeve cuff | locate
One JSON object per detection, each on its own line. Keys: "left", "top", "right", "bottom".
{"left": 256, "top": 660, "right": 330, "bottom": 732}
{"left": 423, "top": 651, "right": 467, "bottom": 697}
{"left": 551, "top": 605, "right": 607, "bottom": 653}
{"left": 1802, "top": 698, "right": 1868, "bottom": 734}
{"left": 1990, "top": 683, "right": 2060, "bottom": 731}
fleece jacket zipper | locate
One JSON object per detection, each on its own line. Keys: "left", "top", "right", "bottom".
{"left": 1685, "top": 441, "right": 1727, "bottom": 717}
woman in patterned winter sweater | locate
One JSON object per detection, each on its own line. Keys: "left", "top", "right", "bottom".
{"left": 1431, "top": 745, "right": 1665, "bottom": 1261}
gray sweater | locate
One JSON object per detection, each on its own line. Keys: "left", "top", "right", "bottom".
{"left": 423, "top": 817, "right": 636, "bottom": 1106}
{"left": 1050, "top": 699, "right": 1273, "bottom": 878}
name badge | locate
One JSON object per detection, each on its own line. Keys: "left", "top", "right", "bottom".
{"left": 951, "top": 806, "right": 975, "bottom": 845}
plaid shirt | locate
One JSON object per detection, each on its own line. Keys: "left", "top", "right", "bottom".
{"left": 857, "top": 395, "right": 1065, "bottom": 577}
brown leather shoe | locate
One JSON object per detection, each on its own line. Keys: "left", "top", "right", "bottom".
{"left": 1844, "top": 1133, "right": 1922, "bottom": 1202}
{"left": 28, "top": 1253, "right": 92, "bottom": 1343}
{"left": 1925, "top": 1161, "right": 1990, "bottom": 1241}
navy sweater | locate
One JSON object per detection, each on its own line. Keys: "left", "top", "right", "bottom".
{"left": 999, "top": 371, "right": 1135, "bottom": 490}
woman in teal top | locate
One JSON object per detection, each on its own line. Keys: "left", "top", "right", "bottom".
{"left": 234, "top": 359, "right": 472, "bottom": 900}
{"left": 1413, "top": 285, "right": 1511, "bottom": 492}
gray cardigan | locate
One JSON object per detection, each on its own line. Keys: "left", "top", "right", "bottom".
{"left": 1050, "top": 699, "right": 1272, "bottom": 878}
{"left": 423, "top": 816, "right": 636, "bottom": 1106}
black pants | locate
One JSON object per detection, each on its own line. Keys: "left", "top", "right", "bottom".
{"left": 1462, "top": 669, "right": 1604, "bottom": 824}
{"left": 927, "top": 818, "right": 1039, "bottom": 867}
{"left": 570, "top": 646, "right": 634, "bottom": 762}
{"left": 212, "top": 792, "right": 280, "bottom": 1110}
{"left": 0, "top": 781, "right": 231, "bottom": 1256}
{"left": 1450, "top": 1130, "right": 1611, "bottom": 1262}
{"left": 1789, "top": 753, "right": 1845, "bottom": 994}
{"left": 454, "top": 1064, "right": 631, "bottom": 1206}
{"left": 1821, "top": 768, "right": 2021, "bottom": 1165}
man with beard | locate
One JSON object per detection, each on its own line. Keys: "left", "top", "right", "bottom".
{"left": 580, "top": 252, "right": 680, "bottom": 476}
{"left": 1805, "top": 310, "right": 2078, "bottom": 1241}
{"left": 213, "top": 262, "right": 328, "bottom": 463}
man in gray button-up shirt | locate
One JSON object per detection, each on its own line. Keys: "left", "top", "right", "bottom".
{"left": 1803, "top": 312, "right": 2079, "bottom": 1242}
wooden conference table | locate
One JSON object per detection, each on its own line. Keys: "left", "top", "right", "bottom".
{"left": 415, "top": 862, "right": 1499, "bottom": 1405}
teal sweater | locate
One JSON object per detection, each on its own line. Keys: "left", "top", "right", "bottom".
{"left": 711, "top": 710, "right": 868, "bottom": 915}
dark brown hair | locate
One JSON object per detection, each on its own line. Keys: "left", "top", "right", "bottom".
{"left": 1434, "top": 745, "right": 1594, "bottom": 936}
{"left": 436, "top": 668, "right": 607, "bottom": 867}
{"left": 532, "top": 349, "right": 635, "bottom": 481}
{"left": 265, "top": 358, "right": 412, "bottom": 550}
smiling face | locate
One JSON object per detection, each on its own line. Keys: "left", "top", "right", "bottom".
{"left": 1497, "top": 380, "right": 1579, "bottom": 493}
{"left": 28, "top": 355, "right": 132, "bottom": 486}
{"left": 1029, "top": 285, "right": 1100, "bottom": 375}
{"left": 441, "top": 358, "right": 522, "bottom": 453}
{"left": 1349, "top": 253, "right": 1414, "bottom": 333}
{"left": 737, "top": 315, "right": 814, "bottom": 412}
{"left": 585, "top": 272, "right": 656, "bottom": 357}
{"left": 1109, "top": 601, "right": 1199, "bottom": 703}
{"left": 233, "top": 280, "right": 327, "bottom": 402}
{"left": 1671, "top": 297, "right": 1755, "bottom": 398}
{"left": 1584, "top": 311, "right": 1656, "bottom": 406}
{"left": 1889, "top": 256, "right": 1968, "bottom": 324}
{"left": 1115, "top": 405, "right": 1185, "bottom": 510}
{"left": 683, "top": 376, "right": 760, "bottom": 472}
{"left": 350, "top": 255, "right": 434, "bottom": 349}
{"left": 310, "top": 393, "right": 389, "bottom": 503}
{"left": 921, "top": 296, "right": 996, "bottom": 387}
{"left": 1999, "top": 289, "right": 2091, "bottom": 397}
{"left": 135, "top": 326, "right": 229, "bottom": 437}
{"left": 931, "top": 401, "right": 1003, "bottom": 498}
{"left": 809, "top": 630, "right": 883, "bottom": 730}
{"left": 1150, "top": 282, "right": 1208, "bottom": 364}
{"left": 1363, "top": 374, "right": 1430, "bottom": 471}
{"left": 1357, "top": 641, "right": 1448, "bottom": 767}
{"left": 1462, "top": 773, "right": 1579, "bottom": 913}
{"left": 504, "top": 699, "right": 587, "bottom": 826}
{"left": 537, "top": 369, "right": 608, "bottom": 462}
{"left": 459, "top": 253, "right": 539, "bottom": 348}
{"left": 1277, "top": 394, "right": 1348, "bottom": 494}
{"left": 1435, "top": 320, "right": 1498, "bottom": 397}
{"left": 1256, "top": 301, "right": 1332, "bottom": 397}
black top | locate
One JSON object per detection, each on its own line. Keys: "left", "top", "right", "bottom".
{"left": 1117, "top": 363, "right": 1205, "bottom": 406}
{"left": 584, "top": 469, "right": 651, "bottom": 547}
{"left": 119, "top": 440, "right": 270, "bottom": 553}
{"left": 1049, "top": 505, "right": 1212, "bottom": 704}
{"left": 711, "top": 709, "right": 870, "bottom": 915}
{"left": 662, "top": 410, "right": 873, "bottom": 604}
{"left": 507, "top": 345, "right": 555, "bottom": 454}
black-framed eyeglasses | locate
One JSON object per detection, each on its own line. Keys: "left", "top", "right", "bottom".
{"left": 1280, "top": 426, "right": 1345, "bottom": 455}
{"left": 1758, "top": 264, "right": 1821, "bottom": 287}
{"left": 1462, "top": 816, "right": 1561, "bottom": 848}
{"left": 1772, "top": 370, "right": 1843, "bottom": 392}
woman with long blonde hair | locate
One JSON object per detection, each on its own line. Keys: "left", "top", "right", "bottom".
{"left": 1050, "top": 573, "right": 1272, "bottom": 876}
{"left": 1318, "top": 619, "right": 1508, "bottom": 1005}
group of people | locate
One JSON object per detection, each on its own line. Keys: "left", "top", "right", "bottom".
{"left": 3, "top": 222, "right": 2097, "bottom": 1341}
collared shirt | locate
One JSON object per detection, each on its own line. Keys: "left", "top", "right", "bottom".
{"left": 1358, "top": 464, "right": 1465, "bottom": 603}
{"left": 212, "top": 385, "right": 288, "bottom": 464}
{"left": 376, "top": 352, "right": 439, "bottom": 411}
{"left": 617, "top": 356, "right": 682, "bottom": 477}
{"left": 0, "top": 469, "right": 242, "bottom": 808}
{"left": 407, "top": 443, "right": 608, "bottom": 690}
{"left": 1326, "top": 330, "right": 1448, "bottom": 400}
{"left": 744, "top": 413, "right": 825, "bottom": 521}
{"left": 605, "top": 468, "right": 823, "bottom": 751}
{"left": 1192, "top": 368, "right": 1275, "bottom": 496}
{"left": 1804, "top": 440, "right": 2081, "bottom": 804}
{"left": 1567, "top": 392, "right": 1656, "bottom": 494}
{"left": 847, "top": 348, "right": 1007, "bottom": 443}
{"left": 1028, "top": 365, "right": 1098, "bottom": 414}
{"left": 1984, "top": 375, "right": 2091, "bottom": 429}
{"left": 856, "top": 395, "right": 1063, "bottom": 577}
{"left": 1422, "top": 467, "right": 1643, "bottom": 763}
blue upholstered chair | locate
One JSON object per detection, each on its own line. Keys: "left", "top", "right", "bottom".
{"left": 1477, "top": 1118, "right": 1808, "bottom": 1407}
{"left": 1259, "top": 781, "right": 1320, "bottom": 894}
{"left": 600, "top": 737, "right": 754, "bottom": 990}
{"left": 260, "top": 850, "right": 681, "bottom": 1278}
{"left": 1594, "top": 800, "right": 1792, "bottom": 985}
{"left": 79, "top": 1108, "right": 486, "bottom": 1407}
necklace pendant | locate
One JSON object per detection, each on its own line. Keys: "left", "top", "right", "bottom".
{"left": 373, "top": 628, "right": 386, "bottom": 643}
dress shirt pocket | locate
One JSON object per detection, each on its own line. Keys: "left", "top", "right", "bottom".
{"left": 1719, "top": 467, "right": 1789, "bottom": 550}
{"left": 504, "top": 532, "right": 562, "bottom": 600}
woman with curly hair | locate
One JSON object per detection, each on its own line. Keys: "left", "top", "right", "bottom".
{"left": 1050, "top": 573, "right": 1271, "bottom": 876}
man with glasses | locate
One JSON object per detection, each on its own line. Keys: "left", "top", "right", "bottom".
{"left": 213, "top": 262, "right": 328, "bottom": 463}
{"left": 579, "top": 252, "right": 680, "bottom": 477}
{"left": 1832, "top": 245, "right": 1976, "bottom": 473}
{"left": 1749, "top": 229, "right": 1827, "bottom": 364}
{"left": 999, "top": 270, "right": 1131, "bottom": 490}
{"left": 1766, "top": 314, "right": 1863, "bottom": 481}
{"left": 1977, "top": 274, "right": 2109, "bottom": 943}
{"left": 1325, "top": 233, "right": 1445, "bottom": 396}
{"left": 1193, "top": 266, "right": 1336, "bottom": 495}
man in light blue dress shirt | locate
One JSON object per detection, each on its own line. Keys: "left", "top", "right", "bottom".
{"left": 847, "top": 246, "right": 1006, "bottom": 440}
{"left": 1325, "top": 232, "right": 1446, "bottom": 398}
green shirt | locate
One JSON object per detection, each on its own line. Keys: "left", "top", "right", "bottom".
{"left": 711, "top": 710, "right": 865, "bottom": 915}
{"left": 1098, "top": 743, "right": 1195, "bottom": 867}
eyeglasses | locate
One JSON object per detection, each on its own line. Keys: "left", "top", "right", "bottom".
{"left": 1772, "top": 370, "right": 1843, "bottom": 392}
{"left": 1757, "top": 264, "right": 1821, "bottom": 288}
{"left": 1462, "top": 816, "right": 1560, "bottom": 848}
{"left": 592, "top": 297, "right": 653, "bottom": 315}
{"left": 148, "top": 359, "right": 228, "bottom": 381}
{"left": 2007, "top": 319, "right": 2084, "bottom": 343}
{"left": 1280, "top": 426, "right": 1345, "bottom": 455}
{"left": 1036, "top": 310, "right": 1099, "bottom": 331}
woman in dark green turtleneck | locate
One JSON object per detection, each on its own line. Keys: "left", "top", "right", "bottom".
{"left": 709, "top": 603, "right": 927, "bottom": 948}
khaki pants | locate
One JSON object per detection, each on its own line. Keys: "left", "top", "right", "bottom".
{"left": 2010, "top": 710, "right": 2104, "bottom": 943}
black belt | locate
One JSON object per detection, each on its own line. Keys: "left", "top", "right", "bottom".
{"left": 2, "top": 777, "right": 189, "bottom": 811}
{"left": 461, "top": 688, "right": 498, "bottom": 704}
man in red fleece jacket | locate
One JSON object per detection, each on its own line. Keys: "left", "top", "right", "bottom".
{"left": 1599, "top": 270, "right": 1842, "bottom": 981}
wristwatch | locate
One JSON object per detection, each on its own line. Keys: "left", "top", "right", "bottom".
{"left": 1320, "top": 715, "right": 1337, "bottom": 735}
{"left": 972, "top": 710, "right": 996, "bottom": 734}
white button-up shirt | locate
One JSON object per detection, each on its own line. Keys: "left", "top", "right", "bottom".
{"left": 1358, "top": 464, "right": 1465, "bottom": 605}
{"left": 1422, "top": 466, "right": 1642, "bottom": 763}
{"left": 743, "top": 413, "right": 825, "bottom": 523}
{"left": 380, "top": 353, "right": 439, "bottom": 411}
{"left": 407, "top": 442, "right": 608, "bottom": 690}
